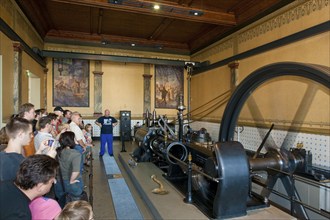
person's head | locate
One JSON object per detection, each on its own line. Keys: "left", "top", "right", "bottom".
{"left": 40, "top": 108, "right": 48, "bottom": 117}
{"left": 35, "top": 109, "right": 42, "bottom": 120}
{"left": 14, "top": 155, "right": 59, "bottom": 196}
{"left": 36, "top": 116, "right": 52, "bottom": 132}
{"left": 0, "top": 127, "right": 9, "bottom": 145}
{"left": 104, "top": 109, "right": 110, "bottom": 116}
{"left": 19, "top": 103, "right": 35, "bottom": 121}
{"left": 59, "top": 131, "right": 76, "bottom": 149}
{"left": 63, "top": 110, "right": 72, "bottom": 120}
{"left": 56, "top": 200, "right": 93, "bottom": 220}
{"left": 5, "top": 117, "right": 32, "bottom": 145}
{"left": 58, "top": 123, "right": 70, "bottom": 133}
{"left": 48, "top": 113, "right": 59, "bottom": 126}
{"left": 54, "top": 106, "right": 64, "bottom": 118}
{"left": 79, "top": 118, "right": 85, "bottom": 129}
{"left": 85, "top": 124, "right": 92, "bottom": 133}
{"left": 71, "top": 112, "right": 81, "bottom": 125}
{"left": 35, "top": 108, "right": 47, "bottom": 119}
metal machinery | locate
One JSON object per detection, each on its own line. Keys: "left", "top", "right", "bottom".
{"left": 132, "top": 62, "right": 330, "bottom": 219}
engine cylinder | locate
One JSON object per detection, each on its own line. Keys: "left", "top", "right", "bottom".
{"left": 150, "top": 137, "right": 188, "bottom": 164}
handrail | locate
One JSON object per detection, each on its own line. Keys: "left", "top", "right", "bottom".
{"left": 252, "top": 167, "right": 330, "bottom": 219}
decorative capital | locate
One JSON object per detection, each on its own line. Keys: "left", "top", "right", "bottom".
{"left": 43, "top": 68, "right": 49, "bottom": 74}
{"left": 93, "top": 112, "right": 103, "bottom": 117}
{"left": 93, "top": 71, "right": 104, "bottom": 76}
{"left": 143, "top": 74, "right": 153, "bottom": 79}
{"left": 13, "top": 42, "right": 23, "bottom": 52}
{"left": 228, "top": 61, "right": 239, "bottom": 69}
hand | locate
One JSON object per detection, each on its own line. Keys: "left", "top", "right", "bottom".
{"left": 38, "top": 139, "right": 50, "bottom": 152}
{"left": 60, "top": 128, "right": 67, "bottom": 134}
{"left": 37, "top": 140, "right": 57, "bottom": 158}
{"left": 46, "top": 145, "right": 57, "bottom": 158}
{"left": 70, "top": 179, "right": 80, "bottom": 184}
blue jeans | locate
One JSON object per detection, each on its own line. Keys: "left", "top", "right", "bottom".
{"left": 100, "top": 134, "right": 113, "bottom": 156}
{"left": 54, "top": 177, "right": 83, "bottom": 207}
{"left": 74, "top": 144, "right": 84, "bottom": 172}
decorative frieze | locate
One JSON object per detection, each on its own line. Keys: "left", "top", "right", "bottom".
{"left": 192, "top": 39, "right": 233, "bottom": 61}
{"left": 192, "top": 0, "right": 328, "bottom": 62}
{"left": 238, "top": 0, "right": 329, "bottom": 44}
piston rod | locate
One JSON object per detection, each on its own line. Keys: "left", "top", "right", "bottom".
{"left": 168, "top": 153, "right": 220, "bottom": 183}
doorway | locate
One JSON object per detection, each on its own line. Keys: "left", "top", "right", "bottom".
{"left": 27, "top": 70, "right": 40, "bottom": 109}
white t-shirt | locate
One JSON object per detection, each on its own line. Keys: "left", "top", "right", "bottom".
{"left": 34, "top": 131, "right": 56, "bottom": 153}
{"left": 69, "top": 122, "right": 86, "bottom": 144}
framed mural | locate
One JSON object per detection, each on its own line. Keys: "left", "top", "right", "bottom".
{"left": 155, "top": 65, "right": 184, "bottom": 109}
{"left": 53, "top": 58, "right": 89, "bottom": 107}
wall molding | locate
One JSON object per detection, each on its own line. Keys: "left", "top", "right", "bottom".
{"left": 238, "top": 0, "right": 329, "bottom": 44}
{"left": 192, "top": 0, "right": 329, "bottom": 62}
{"left": 192, "top": 21, "right": 329, "bottom": 75}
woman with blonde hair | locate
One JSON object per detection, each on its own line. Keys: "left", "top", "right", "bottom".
{"left": 56, "top": 200, "right": 93, "bottom": 220}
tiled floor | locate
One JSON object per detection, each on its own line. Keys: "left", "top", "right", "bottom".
{"left": 87, "top": 140, "right": 295, "bottom": 220}
{"left": 88, "top": 140, "right": 152, "bottom": 220}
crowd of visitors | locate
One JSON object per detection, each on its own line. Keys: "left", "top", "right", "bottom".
{"left": 0, "top": 103, "right": 95, "bottom": 220}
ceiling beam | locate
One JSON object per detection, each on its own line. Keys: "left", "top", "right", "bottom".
{"left": 42, "top": 50, "right": 190, "bottom": 66}
{"left": 16, "top": 0, "right": 53, "bottom": 37}
{"left": 97, "top": 8, "right": 103, "bottom": 34}
{"left": 45, "top": 29, "right": 189, "bottom": 51}
{"left": 149, "top": 18, "right": 174, "bottom": 40}
{"left": 50, "top": 0, "right": 236, "bottom": 26}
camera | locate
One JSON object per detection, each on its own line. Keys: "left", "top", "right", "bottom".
{"left": 48, "top": 140, "right": 54, "bottom": 147}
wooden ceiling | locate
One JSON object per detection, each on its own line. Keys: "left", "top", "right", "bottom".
{"left": 16, "top": 0, "right": 294, "bottom": 55}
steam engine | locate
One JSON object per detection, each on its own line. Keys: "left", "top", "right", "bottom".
{"left": 132, "top": 110, "right": 328, "bottom": 219}
{"left": 132, "top": 63, "right": 330, "bottom": 219}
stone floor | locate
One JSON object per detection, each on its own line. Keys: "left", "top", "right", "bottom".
{"left": 85, "top": 139, "right": 295, "bottom": 220}
{"left": 86, "top": 139, "right": 152, "bottom": 220}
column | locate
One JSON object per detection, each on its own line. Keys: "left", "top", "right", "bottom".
{"left": 228, "top": 61, "right": 239, "bottom": 91}
{"left": 13, "top": 42, "right": 23, "bottom": 114}
{"left": 143, "top": 64, "right": 152, "bottom": 112}
{"left": 43, "top": 68, "right": 48, "bottom": 108}
{"left": 93, "top": 61, "right": 103, "bottom": 116}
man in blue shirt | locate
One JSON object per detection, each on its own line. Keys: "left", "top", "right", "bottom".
{"left": 95, "top": 109, "right": 118, "bottom": 156}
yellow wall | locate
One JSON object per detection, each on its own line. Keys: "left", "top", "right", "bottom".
{"left": 22, "top": 53, "right": 46, "bottom": 107}
{"left": 102, "top": 62, "right": 144, "bottom": 117}
{"left": 0, "top": 0, "right": 46, "bottom": 122}
{"left": 0, "top": 0, "right": 43, "bottom": 50}
{"left": 1, "top": 0, "right": 329, "bottom": 130}
{"left": 0, "top": 32, "right": 46, "bottom": 121}
{"left": 0, "top": 33, "right": 15, "bottom": 121}
{"left": 190, "top": 0, "right": 330, "bottom": 132}
{"left": 46, "top": 60, "right": 188, "bottom": 119}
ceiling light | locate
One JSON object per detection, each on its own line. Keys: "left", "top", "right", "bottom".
{"left": 108, "top": 0, "right": 122, "bottom": 4}
{"left": 131, "top": 43, "right": 136, "bottom": 47}
{"left": 189, "top": 10, "right": 203, "bottom": 16}
{"left": 153, "top": 5, "right": 160, "bottom": 10}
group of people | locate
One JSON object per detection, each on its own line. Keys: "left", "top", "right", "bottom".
{"left": 0, "top": 103, "right": 96, "bottom": 219}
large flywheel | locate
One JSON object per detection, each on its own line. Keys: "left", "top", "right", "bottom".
{"left": 219, "top": 62, "right": 330, "bottom": 142}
